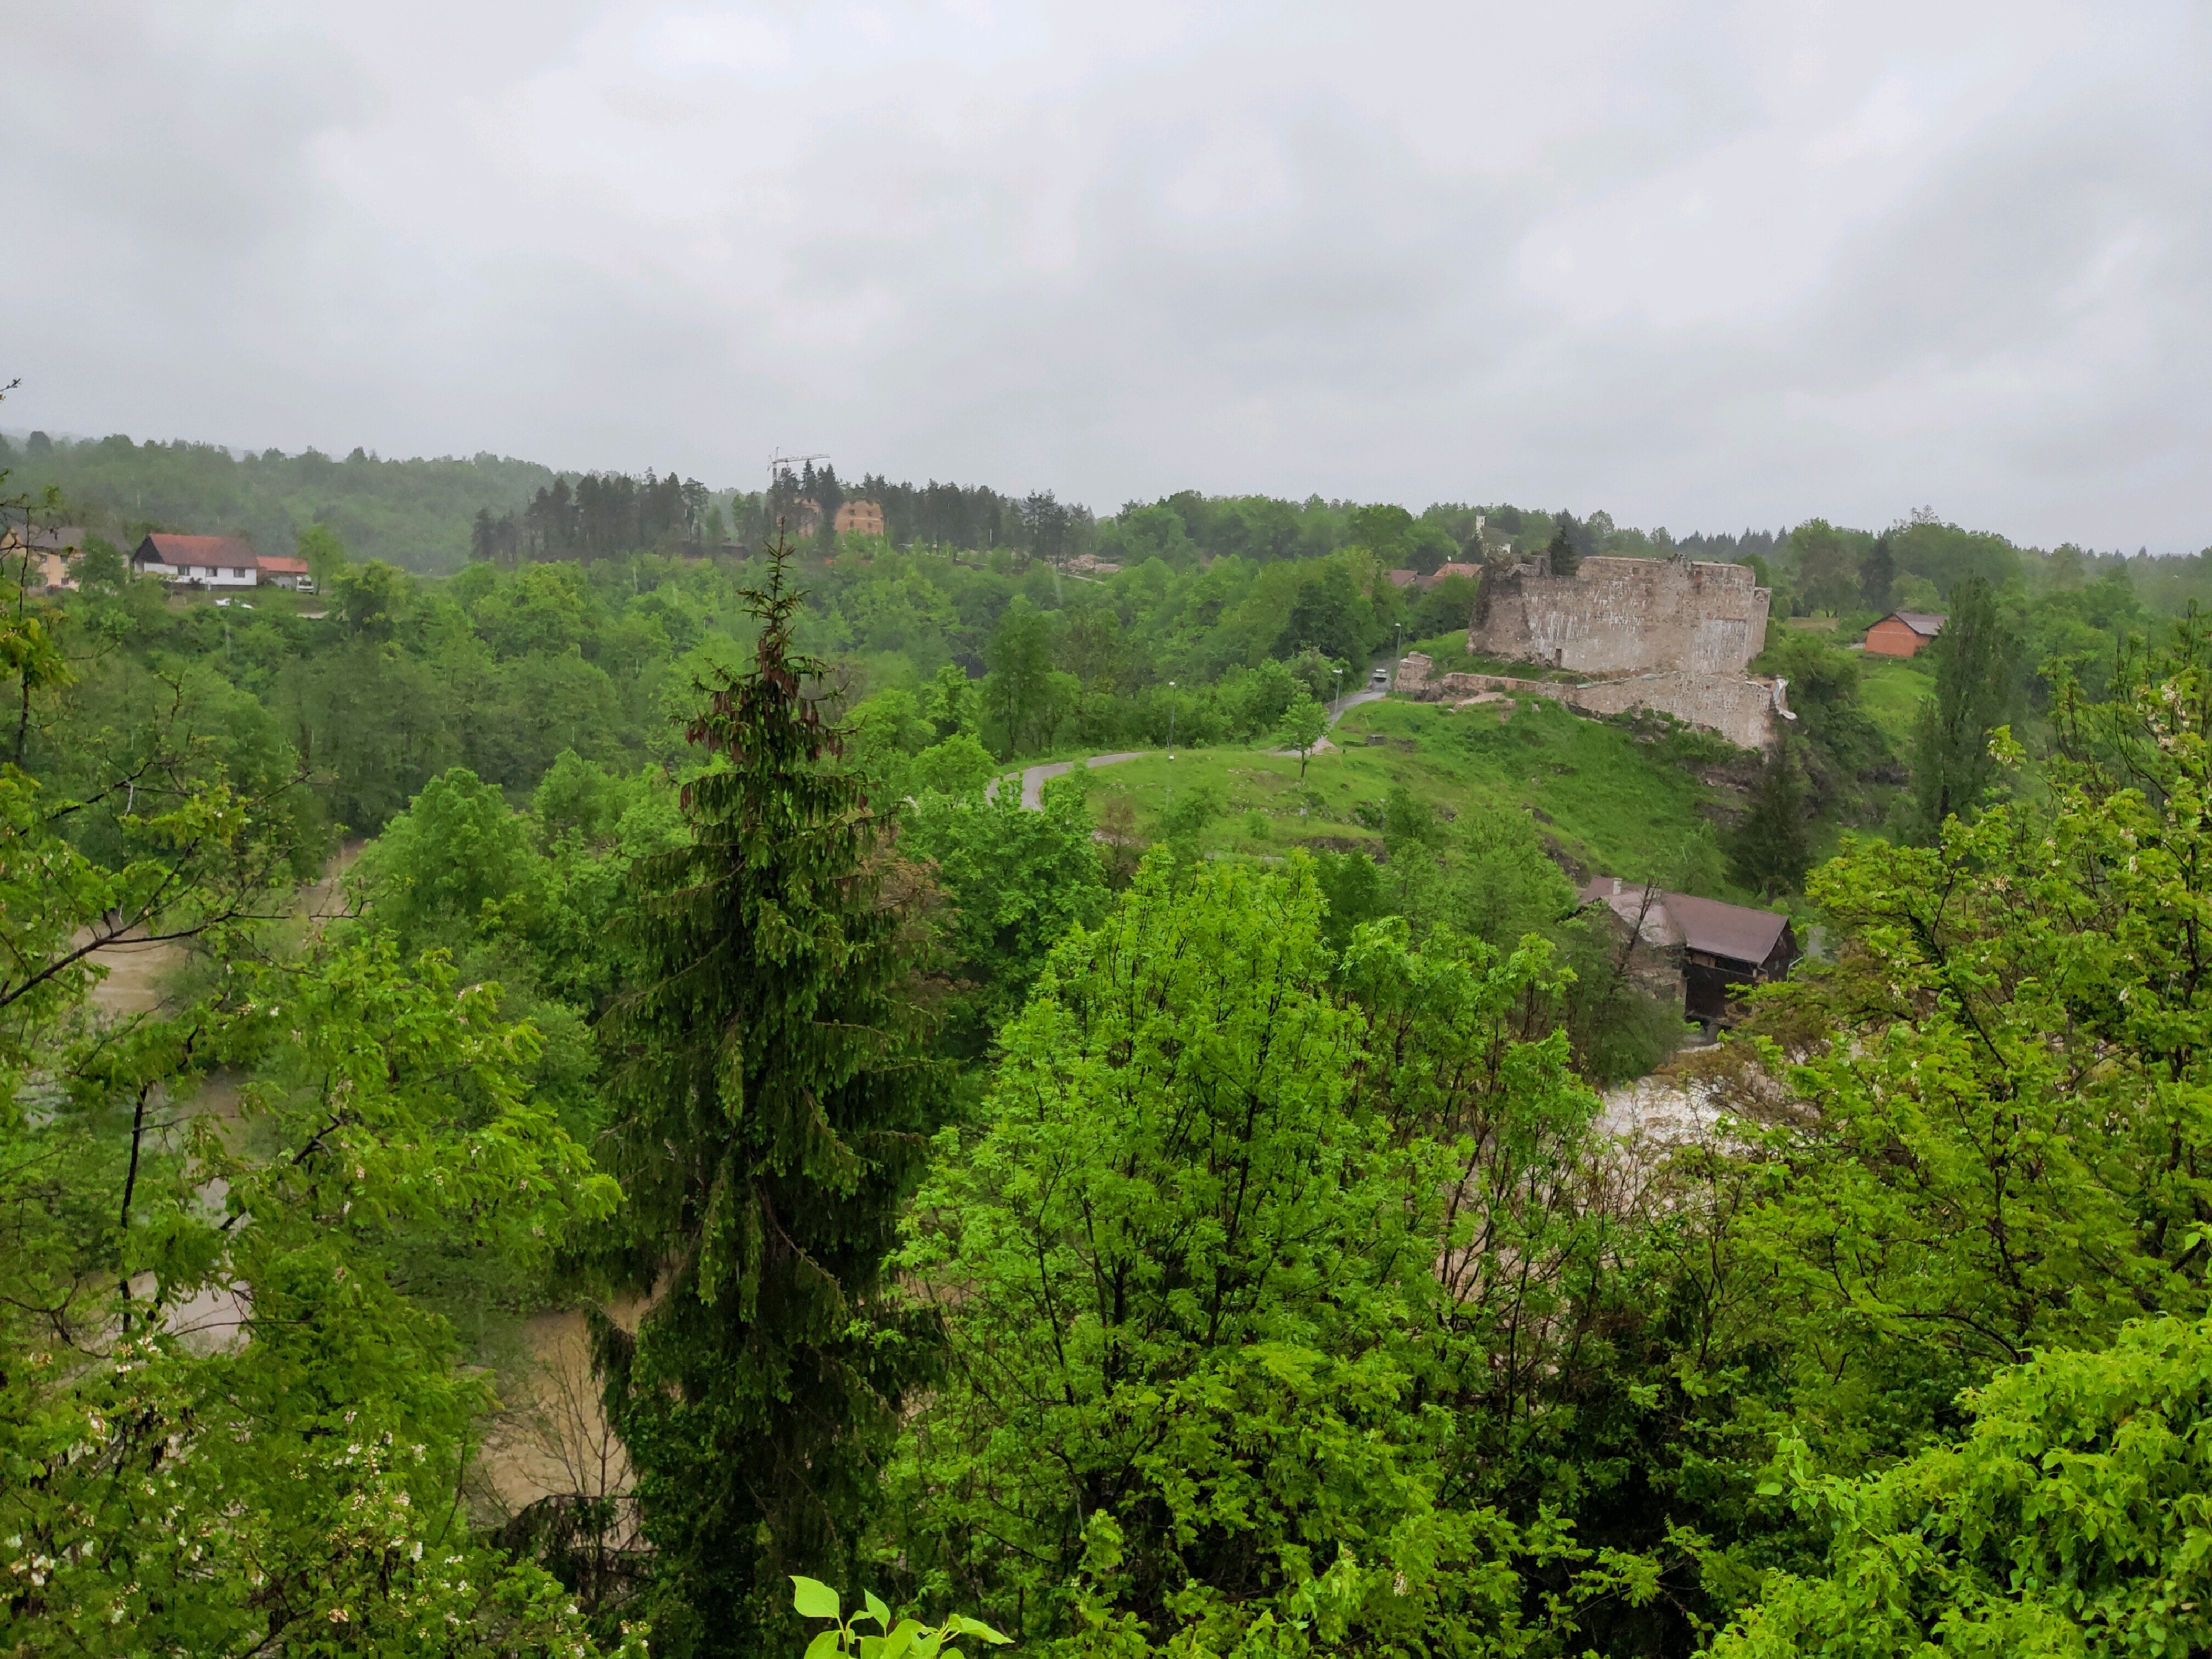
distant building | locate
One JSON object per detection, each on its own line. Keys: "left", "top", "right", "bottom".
{"left": 1385, "top": 562, "right": 1484, "bottom": 593}
{"left": 1864, "top": 611, "right": 1945, "bottom": 659}
{"left": 254, "top": 555, "right": 314, "bottom": 592}
{"left": 1, "top": 525, "right": 86, "bottom": 591}
{"left": 833, "top": 499, "right": 886, "bottom": 538}
{"left": 133, "top": 534, "right": 259, "bottom": 589}
{"left": 1580, "top": 877, "right": 1800, "bottom": 1027}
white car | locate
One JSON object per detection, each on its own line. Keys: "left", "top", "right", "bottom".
{"left": 1370, "top": 666, "right": 1390, "bottom": 688}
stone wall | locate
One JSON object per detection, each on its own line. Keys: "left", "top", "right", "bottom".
{"left": 1470, "top": 556, "right": 1772, "bottom": 677}
{"left": 1396, "top": 651, "right": 1791, "bottom": 750}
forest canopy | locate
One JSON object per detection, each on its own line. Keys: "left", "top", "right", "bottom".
{"left": 10, "top": 408, "right": 2212, "bottom": 1657}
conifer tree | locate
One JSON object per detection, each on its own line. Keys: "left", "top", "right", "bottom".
{"left": 592, "top": 537, "right": 939, "bottom": 1654}
{"left": 1728, "top": 732, "right": 1811, "bottom": 899}
{"left": 1904, "top": 574, "right": 2023, "bottom": 843}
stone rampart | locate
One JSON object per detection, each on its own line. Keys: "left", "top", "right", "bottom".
{"left": 1396, "top": 652, "right": 1791, "bottom": 750}
{"left": 1471, "top": 556, "right": 1771, "bottom": 677}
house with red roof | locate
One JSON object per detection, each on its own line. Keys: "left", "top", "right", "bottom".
{"left": 132, "top": 534, "right": 262, "bottom": 590}
{"left": 254, "top": 555, "right": 314, "bottom": 592}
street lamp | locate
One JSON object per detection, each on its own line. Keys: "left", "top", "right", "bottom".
{"left": 1165, "top": 681, "right": 1176, "bottom": 810}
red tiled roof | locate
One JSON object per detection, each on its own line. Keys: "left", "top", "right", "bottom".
{"left": 255, "top": 556, "right": 309, "bottom": 574}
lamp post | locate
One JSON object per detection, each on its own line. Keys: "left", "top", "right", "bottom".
{"left": 1165, "top": 681, "right": 1176, "bottom": 811}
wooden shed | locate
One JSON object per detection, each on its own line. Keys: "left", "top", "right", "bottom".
{"left": 1864, "top": 611, "right": 1945, "bottom": 658}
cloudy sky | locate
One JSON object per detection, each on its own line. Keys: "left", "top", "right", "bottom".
{"left": 7, "top": 1, "right": 2208, "bottom": 547}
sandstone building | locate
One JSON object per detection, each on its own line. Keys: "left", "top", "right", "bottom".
{"left": 1401, "top": 555, "right": 1794, "bottom": 749}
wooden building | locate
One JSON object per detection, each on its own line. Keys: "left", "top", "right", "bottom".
{"left": 1864, "top": 610, "right": 1945, "bottom": 658}
{"left": 1580, "top": 877, "right": 1800, "bottom": 1026}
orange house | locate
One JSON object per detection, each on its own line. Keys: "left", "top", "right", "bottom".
{"left": 1865, "top": 611, "right": 1945, "bottom": 658}
{"left": 833, "top": 499, "right": 886, "bottom": 537}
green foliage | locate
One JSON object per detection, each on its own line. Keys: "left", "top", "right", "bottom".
{"left": 296, "top": 520, "right": 350, "bottom": 591}
{"left": 890, "top": 854, "right": 1660, "bottom": 1653}
{"left": 1732, "top": 627, "right": 2212, "bottom": 1459}
{"left": 1277, "top": 562, "right": 1373, "bottom": 666}
{"left": 352, "top": 766, "right": 541, "bottom": 951}
{"left": 0, "top": 752, "right": 626, "bottom": 1657}
{"left": 1713, "top": 1313, "right": 2212, "bottom": 1657}
{"left": 789, "top": 1576, "right": 1009, "bottom": 1659}
{"left": 593, "top": 542, "right": 945, "bottom": 1655}
{"left": 1727, "top": 739, "right": 1810, "bottom": 899}
{"left": 1904, "top": 575, "right": 2023, "bottom": 841}
{"left": 1275, "top": 690, "right": 1328, "bottom": 778}
{"left": 908, "top": 774, "right": 1109, "bottom": 1049}
{"left": 1787, "top": 519, "right": 1860, "bottom": 615}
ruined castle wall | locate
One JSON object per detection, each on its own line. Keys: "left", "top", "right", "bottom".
{"left": 1396, "top": 651, "right": 1787, "bottom": 750}
{"left": 1469, "top": 558, "right": 1772, "bottom": 677}
{"left": 1562, "top": 672, "right": 1780, "bottom": 751}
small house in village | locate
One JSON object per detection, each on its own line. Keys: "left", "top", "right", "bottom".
{"left": 1864, "top": 611, "right": 1945, "bottom": 659}
{"left": 1, "top": 525, "right": 86, "bottom": 591}
{"left": 1385, "top": 562, "right": 1484, "bottom": 592}
{"left": 134, "top": 534, "right": 260, "bottom": 589}
{"left": 1580, "top": 877, "right": 1800, "bottom": 1027}
{"left": 130, "top": 536, "right": 316, "bottom": 593}
{"left": 254, "top": 555, "right": 313, "bottom": 591}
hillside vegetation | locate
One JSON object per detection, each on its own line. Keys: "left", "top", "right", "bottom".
{"left": 12, "top": 413, "right": 2212, "bottom": 1658}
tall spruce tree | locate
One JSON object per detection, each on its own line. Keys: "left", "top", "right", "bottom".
{"left": 1728, "top": 731, "right": 1811, "bottom": 899}
{"left": 1904, "top": 574, "right": 2023, "bottom": 843}
{"left": 1859, "top": 533, "right": 1897, "bottom": 612}
{"left": 592, "top": 538, "right": 939, "bottom": 1654}
{"left": 1546, "top": 509, "right": 1582, "bottom": 577}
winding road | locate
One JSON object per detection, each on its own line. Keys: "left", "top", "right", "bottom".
{"left": 988, "top": 668, "right": 1395, "bottom": 809}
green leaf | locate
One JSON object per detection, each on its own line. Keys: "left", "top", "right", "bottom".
{"left": 792, "top": 1576, "right": 842, "bottom": 1621}
{"left": 805, "top": 1631, "right": 842, "bottom": 1659}
{"left": 863, "top": 1589, "right": 893, "bottom": 1629}
{"left": 948, "top": 1615, "right": 1012, "bottom": 1646}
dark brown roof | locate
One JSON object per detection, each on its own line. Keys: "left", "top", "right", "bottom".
{"left": 1579, "top": 878, "right": 1792, "bottom": 965}
{"left": 2, "top": 525, "right": 85, "bottom": 552}
{"left": 1659, "top": 891, "right": 1792, "bottom": 964}
{"left": 1385, "top": 563, "right": 1483, "bottom": 593}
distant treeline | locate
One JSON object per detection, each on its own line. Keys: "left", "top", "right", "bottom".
{"left": 7, "top": 425, "right": 2205, "bottom": 613}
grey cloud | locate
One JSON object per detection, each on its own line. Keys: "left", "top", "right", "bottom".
{"left": 3, "top": 0, "right": 2208, "bottom": 547}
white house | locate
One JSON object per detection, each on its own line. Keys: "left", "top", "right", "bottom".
{"left": 132, "top": 534, "right": 262, "bottom": 589}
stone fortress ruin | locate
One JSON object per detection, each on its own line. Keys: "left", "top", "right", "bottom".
{"left": 1398, "top": 555, "right": 1794, "bottom": 750}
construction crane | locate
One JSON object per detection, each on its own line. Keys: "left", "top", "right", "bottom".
{"left": 766, "top": 450, "right": 829, "bottom": 490}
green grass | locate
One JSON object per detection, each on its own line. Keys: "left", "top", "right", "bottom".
{"left": 1857, "top": 655, "right": 1934, "bottom": 749}
{"left": 1071, "top": 694, "right": 1734, "bottom": 882}
{"left": 1403, "top": 631, "right": 1584, "bottom": 681}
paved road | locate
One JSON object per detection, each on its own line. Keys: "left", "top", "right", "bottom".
{"left": 1328, "top": 685, "right": 1387, "bottom": 726}
{"left": 988, "top": 750, "right": 1151, "bottom": 808}
{"left": 991, "top": 670, "right": 1394, "bottom": 807}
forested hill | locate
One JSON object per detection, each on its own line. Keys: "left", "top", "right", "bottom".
{"left": 0, "top": 432, "right": 558, "bottom": 573}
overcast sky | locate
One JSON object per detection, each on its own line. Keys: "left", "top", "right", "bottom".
{"left": 7, "top": 1, "right": 2208, "bottom": 547}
